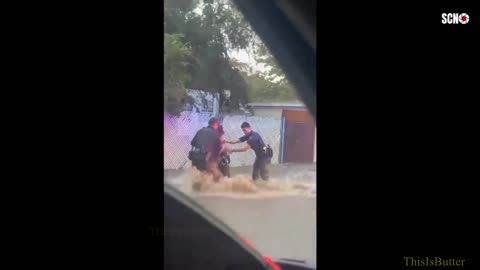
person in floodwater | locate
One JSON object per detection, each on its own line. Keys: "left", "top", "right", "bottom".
{"left": 189, "top": 117, "right": 223, "bottom": 183}
{"left": 217, "top": 125, "right": 231, "bottom": 178}
{"left": 226, "top": 122, "right": 272, "bottom": 181}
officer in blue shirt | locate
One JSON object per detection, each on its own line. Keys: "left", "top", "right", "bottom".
{"left": 226, "top": 122, "right": 270, "bottom": 181}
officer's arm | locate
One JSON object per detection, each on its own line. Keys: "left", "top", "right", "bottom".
{"left": 231, "top": 144, "right": 250, "bottom": 153}
{"left": 225, "top": 139, "right": 241, "bottom": 144}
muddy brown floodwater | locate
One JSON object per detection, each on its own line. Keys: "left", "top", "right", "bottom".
{"left": 165, "top": 163, "right": 317, "bottom": 263}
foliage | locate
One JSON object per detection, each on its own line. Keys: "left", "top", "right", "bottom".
{"left": 164, "top": 0, "right": 298, "bottom": 115}
{"left": 243, "top": 72, "right": 297, "bottom": 102}
{"left": 248, "top": 44, "right": 298, "bottom": 102}
{"left": 164, "top": 0, "right": 254, "bottom": 115}
{"left": 164, "top": 33, "right": 196, "bottom": 115}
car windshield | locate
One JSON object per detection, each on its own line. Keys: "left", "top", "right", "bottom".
{"left": 164, "top": 0, "right": 316, "bottom": 262}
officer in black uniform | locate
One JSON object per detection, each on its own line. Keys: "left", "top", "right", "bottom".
{"left": 189, "top": 117, "right": 222, "bottom": 182}
{"left": 226, "top": 122, "right": 271, "bottom": 181}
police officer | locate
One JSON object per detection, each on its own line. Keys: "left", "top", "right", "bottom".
{"left": 189, "top": 117, "right": 223, "bottom": 182}
{"left": 226, "top": 122, "right": 271, "bottom": 181}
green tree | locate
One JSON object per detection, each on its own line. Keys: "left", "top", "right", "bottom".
{"left": 243, "top": 72, "right": 297, "bottom": 102}
{"left": 255, "top": 44, "right": 286, "bottom": 83}
{"left": 246, "top": 44, "right": 298, "bottom": 102}
{"left": 163, "top": 0, "right": 298, "bottom": 114}
{"left": 164, "top": 0, "right": 257, "bottom": 114}
{"left": 164, "top": 33, "right": 196, "bottom": 115}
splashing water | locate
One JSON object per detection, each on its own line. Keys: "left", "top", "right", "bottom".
{"left": 166, "top": 167, "right": 316, "bottom": 198}
{"left": 165, "top": 166, "right": 317, "bottom": 263}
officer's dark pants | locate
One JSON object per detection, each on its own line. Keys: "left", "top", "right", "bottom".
{"left": 192, "top": 159, "right": 222, "bottom": 183}
{"left": 252, "top": 157, "right": 270, "bottom": 181}
{"left": 192, "top": 159, "right": 207, "bottom": 171}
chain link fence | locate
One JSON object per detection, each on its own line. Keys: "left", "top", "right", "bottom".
{"left": 164, "top": 112, "right": 281, "bottom": 170}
